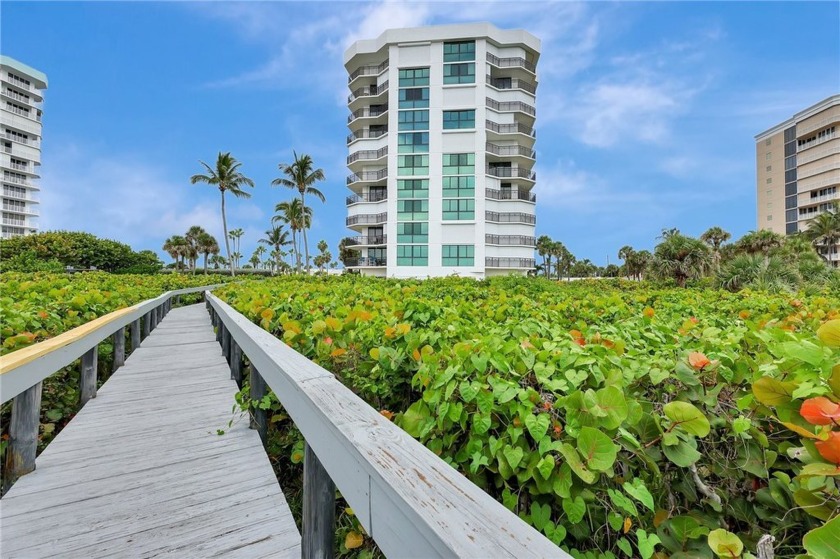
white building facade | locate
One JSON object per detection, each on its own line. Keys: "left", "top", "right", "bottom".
{"left": 344, "top": 23, "right": 539, "bottom": 278}
{"left": 1, "top": 56, "right": 46, "bottom": 239}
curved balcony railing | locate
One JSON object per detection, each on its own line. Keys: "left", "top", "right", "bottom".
{"left": 486, "top": 120, "right": 536, "bottom": 138}
{"left": 486, "top": 166, "right": 536, "bottom": 181}
{"left": 347, "top": 168, "right": 388, "bottom": 185}
{"left": 347, "top": 128, "right": 388, "bottom": 145}
{"left": 348, "top": 105, "right": 389, "bottom": 124}
{"left": 485, "top": 257, "right": 536, "bottom": 269}
{"left": 486, "top": 53, "right": 536, "bottom": 73}
{"left": 3, "top": 133, "right": 38, "bottom": 147}
{"left": 347, "top": 146, "right": 388, "bottom": 165}
{"left": 346, "top": 192, "right": 388, "bottom": 205}
{"left": 345, "top": 257, "right": 387, "bottom": 267}
{"left": 485, "top": 143, "right": 535, "bottom": 159}
{"left": 485, "top": 98, "right": 536, "bottom": 117}
{"left": 348, "top": 61, "right": 389, "bottom": 83}
{"left": 485, "top": 188, "right": 536, "bottom": 202}
{"left": 486, "top": 75, "right": 537, "bottom": 95}
{"left": 485, "top": 234, "right": 536, "bottom": 246}
{"left": 485, "top": 211, "right": 536, "bottom": 224}
{"left": 346, "top": 212, "right": 388, "bottom": 226}
{"left": 345, "top": 235, "right": 387, "bottom": 246}
{"left": 347, "top": 81, "right": 389, "bottom": 104}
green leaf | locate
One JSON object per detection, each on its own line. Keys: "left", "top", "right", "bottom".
{"left": 637, "top": 529, "right": 661, "bottom": 559}
{"left": 577, "top": 426, "right": 619, "bottom": 472}
{"left": 544, "top": 522, "right": 567, "bottom": 545}
{"left": 662, "top": 438, "right": 702, "bottom": 467}
{"left": 399, "top": 401, "right": 431, "bottom": 438}
{"left": 525, "top": 413, "right": 550, "bottom": 442}
{"left": 562, "top": 495, "right": 586, "bottom": 524}
{"left": 608, "top": 488, "right": 639, "bottom": 517}
{"left": 829, "top": 364, "right": 840, "bottom": 399}
{"left": 536, "top": 454, "right": 555, "bottom": 480}
{"left": 529, "top": 502, "right": 551, "bottom": 531}
{"left": 663, "top": 401, "right": 710, "bottom": 437}
{"left": 623, "top": 478, "right": 655, "bottom": 512}
{"left": 503, "top": 445, "right": 524, "bottom": 469}
{"left": 593, "top": 385, "right": 629, "bottom": 429}
{"left": 472, "top": 412, "right": 491, "bottom": 435}
{"left": 817, "top": 319, "right": 840, "bottom": 347}
{"left": 553, "top": 462, "right": 574, "bottom": 498}
{"left": 708, "top": 529, "right": 744, "bottom": 558}
{"left": 616, "top": 537, "right": 633, "bottom": 557}
{"left": 752, "top": 376, "right": 797, "bottom": 406}
{"left": 459, "top": 380, "right": 479, "bottom": 402}
{"left": 559, "top": 442, "right": 596, "bottom": 484}
{"left": 46, "top": 409, "right": 63, "bottom": 421}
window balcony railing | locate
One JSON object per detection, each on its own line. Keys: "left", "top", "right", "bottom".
{"left": 798, "top": 132, "right": 837, "bottom": 153}
{"left": 347, "top": 128, "right": 388, "bottom": 145}
{"left": 486, "top": 53, "right": 536, "bottom": 73}
{"left": 805, "top": 192, "right": 839, "bottom": 205}
{"left": 348, "top": 61, "right": 389, "bottom": 83}
{"left": 2, "top": 174, "right": 29, "bottom": 186}
{"left": 485, "top": 234, "right": 536, "bottom": 246}
{"left": 486, "top": 166, "right": 536, "bottom": 181}
{"left": 2, "top": 217, "right": 26, "bottom": 226}
{"left": 346, "top": 191, "right": 388, "bottom": 205}
{"left": 2, "top": 89, "right": 31, "bottom": 104}
{"left": 346, "top": 212, "right": 388, "bottom": 226}
{"left": 485, "top": 142, "right": 535, "bottom": 159}
{"left": 4, "top": 105, "right": 32, "bottom": 118}
{"left": 3, "top": 189, "right": 38, "bottom": 202}
{"left": 345, "top": 235, "right": 387, "bottom": 246}
{"left": 348, "top": 105, "right": 389, "bottom": 124}
{"left": 486, "top": 120, "right": 536, "bottom": 137}
{"left": 3, "top": 133, "right": 38, "bottom": 147}
{"left": 9, "top": 162, "right": 28, "bottom": 171}
{"left": 486, "top": 75, "right": 537, "bottom": 95}
{"left": 347, "top": 81, "right": 389, "bottom": 104}
{"left": 485, "top": 188, "right": 536, "bottom": 202}
{"left": 347, "top": 168, "right": 388, "bottom": 185}
{"left": 485, "top": 211, "right": 536, "bottom": 224}
{"left": 345, "top": 257, "right": 387, "bottom": 267}
{"left": 485, "top": 257, "right": 536, "bottom": 269}
{"left": 3, "top": 204, "right": 38, "bottom": 216}
{"left": 7, "top": 74, "right": 32, "bottom": 91}
{"left": 347, "top": 146, "right": 388, "bottom": 165}
{"left": 485, "top": 98, "right": 536, "bottom": 117}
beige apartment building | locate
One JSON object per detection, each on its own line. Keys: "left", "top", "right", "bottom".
{"left": 756, "top": 94, "right": 839, "bottom": 266}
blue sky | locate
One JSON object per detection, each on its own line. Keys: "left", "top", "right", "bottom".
{"left": 3, "top": 1, "right": 838, "bottom": 267}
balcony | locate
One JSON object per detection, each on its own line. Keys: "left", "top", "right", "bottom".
{"left": 6, "top": 74, "right": 33, "bottom": 92}
{"left": 486, "top": 143, "right": 535, "bottom": 159}
{"left": 348, "top": 105, "right": 389, "bottom": 124}
{"left": 345, "top": 235, "right": 387, "bottom": 247}
{"left": 486, "top": 257, "right": 536, "bottom": 269}
{"left": 347, "top": 168, "right": 388, "bottom": 186}
{"left": 804, "top": 192, "right": 839, "bottom": 205}
{"left": 346, "top": 191, "right": 387, "bottom": 205}
{"left": 8, "top": 161, "right": 28, "bottom": 172}
{"left": 3, "top": 204, "right": 38, "bottom": 216}
{"left": 485, "top": 98, "right": 536, "bottom": 117}
{"left": 486, "top": 75, "right": 537, "bottom": 95}
{"left": 485, "top": 188, "right": 536, "bottom": 202}
{"left": 2, "top": 89, "right": 33, "bottom": 105}
{"left": 486, "top": 166, "right": 536, "bottom": 181}
{"left": 348, "top": 61, "right": 389, "bottom": 84}
{"left": 345, "top": 257, "right": 387, "bottom": 267}
{"left": 347, "top": 128, "right": 388, "bottom": 145}
{"left": 2, "top": 173, "right": 31, "bottom": 186}
{"left": 3, "top": 133, "right": 38, "bottom": 147}
{"left": 2, "top": 189, "right": 38, "bottom": 202}
{"left": 486, "top": 120, "right": 535, "bottom": 138}
{"left": 2, "top": 217, "right": 27, "bottom": 227}
{"left": 347, "top": 146, "right": 388, "bottom": 165}
{"left": 485, "top": 234, "right": 536, "bottom": 246}
{"left": 348, "top": 81, "right": 389, "bottom": 104}
{"left": 486, "top": 53, "right": 536, "bottom": 74}
{"left": 486, "top": 211, "right": 536, "bottom": 225}
{"left": 346, "top": 212, "right": 388, "bottom": 227}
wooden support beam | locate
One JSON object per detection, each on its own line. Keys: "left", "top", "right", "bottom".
{"left": 143, "top": 312, "right": 151, "bottom": 338}
{"left": 249, "top": 364, "right": 268, "bottom": 444}
{"left": 2, "top": 382, "right": 43, "bottom": 492}
{"left": 230, "top": 342, "right": 243, "bottom": 387}
{"left": 302, "top": 442, "right": 336, "bottom": 559}
{"left": 130, "top": 319, "right": 141, "bottom": 352}
{"left": 80, "top": 346, "right": 98, "bottom": 405}
{"left": 112, "top": 327, "right": 125, "bottom": 373}
{"left": 221, "top": 326, "right": 231, "bottom": 363}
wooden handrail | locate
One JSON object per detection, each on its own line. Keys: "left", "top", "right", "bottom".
{"left": 206, "top": 292, "right": 568, "bottom": 558}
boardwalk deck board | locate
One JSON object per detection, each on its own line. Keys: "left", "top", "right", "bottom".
{"left": 0, "top": 304, "right": 300, "bottom": 558}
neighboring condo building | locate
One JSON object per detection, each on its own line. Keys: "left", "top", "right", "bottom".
{"left": 343, "top": 23, "right": 539, "bottom": 278}
{"left": 756, "top": 95, "right": 840, "bottom": 267}
{"left": 0, "top": 55, "right": 46, "bottom": 239}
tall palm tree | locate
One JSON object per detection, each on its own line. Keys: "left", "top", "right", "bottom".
{"left": 806, "top": 203, "right": 840, "bottom": 264}
{"left": 162, "top": 235, "right": 189, "bottom": 270}
{"left": 197, "top": 232, "right": 219, "bottom": 274}
{"left": 190, "top": 152, "right": 254, "bottom": 277}
{"left": 271, "top": 152, "right": 326, "bottom": 273}
{"left": 700, "top": 226, "right": 731, "bottom": 272}
{"left": 737, "top": 229, "right": 784, "bottom": 259}
{"left": 651, "top": 234, "right": 712, "bottom": 287}
{"left": 272, "top": 199, "right": 312, "bottom": 272}
{"left": 253, "top": 245, "right": 267, "bottom": 270}
{"left": 536, "top": 235, "right": 553, "bottom": 278}
{"left": 184, "top": 225, "right": 208, "bottom": 273}
{"left": 228, "top": 228, "right": 245, "bottom": 270}
{"left": 260, "top": 226, "right": 291, "bottom": 275}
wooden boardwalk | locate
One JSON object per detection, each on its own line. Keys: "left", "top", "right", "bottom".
{"left": 0, "top": 304, "right": 300, "bottom": 558}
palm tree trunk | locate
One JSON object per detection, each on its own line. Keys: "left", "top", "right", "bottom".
{"left": 300, "top": 192, "right": 310, "bottom": 274}
{"left": 203, "top": 253, "right": 208, "bottom": 275}
{"left": 221, "top": 190, "right": 235, "bottom": 277}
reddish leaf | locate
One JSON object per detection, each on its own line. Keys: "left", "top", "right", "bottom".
{"left": 688, "top": 352, "right": 710, "bottom": 370}
{"left": 800, "top": 397, "right": 840, "bottom": 426}
{"left": 815, "top": 431, "right": 840, "bottom": 465}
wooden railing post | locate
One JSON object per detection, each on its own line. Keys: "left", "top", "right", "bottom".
{"left": 143, "top": 311, "right": 152, "bottom": 337}
{"left": 302, "top": 443, "right": 337, "bottom": 559}
{"left": 215, "top": 316, "right": 223, "bottom": 343}
{"left": 130, "top": 319, "right": 141, "bottom": 352}
{"left": 3, "top": 382, "right": 43, "bottom": 492}
{"left": 230, "top": 342, "right": 243, "bottom": 387}
{"left": 112, "top": 327, "right": 125, "bottom": 372}
{"left": 80, "top": 346, "right": 98, "bottom": 405}
{"left": 222, "top": 326, "right": 231, "bottom": 363}
{"left": 249, "top": 364, "right": 268, "bottom": 444}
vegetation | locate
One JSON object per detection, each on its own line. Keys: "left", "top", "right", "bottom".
{"left": 163, "top": 226, "right": 220, "bottom": 273}
{"left": 214, "top": 275, "right": 838, "bottom": 558}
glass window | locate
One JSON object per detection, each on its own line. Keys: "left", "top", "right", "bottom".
{"left": 397, "top": 222, "right": 429, "bottom": 243}
{"left": 398, "top": 132, "right": 429, "bottom": 153}
{"left": 443, "top": 41, "right": 476, "bottom": 62}
{"left": 442, "top": 245, "right": 474, "bottom": 266}
{"left": 399, "top": 87, "right": 429, "bottom": 109}
{"left": 442, "top": 153, "right": 475, "bottom": 175}
{"left": 397, "top": 179, "right": 429, "bottom": 199}
{"left": 398, "top": 68, "right": 430, "bottom": 87}
{"left": 397, "top": 199, "right": 429, "bottom": 221}
{"left": 398, "top": 110, "right": 430, "bottom": 131}
{"left": 443, "top": 110, "right": 475, "bottom": 130}
{"left": 442, "top": 176, "right": 475, "bottom": 198}
{"left": 397, "top": 244, "right": 428, "bottom": 266}
{"left": 397, "top": 154, "right": 429, "bottom": 176}
{"left": 442, "top": 199, "right": 475, "bottom": 220}
{"left": 443, "top": 63, "right": 476, "bottom": 84}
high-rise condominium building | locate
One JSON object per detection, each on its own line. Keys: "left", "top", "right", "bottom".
{"left": 755, "top": 95, "right": 839, "bottom": 267}
{"left": 1, "top": 56, "right": 46, "bottom": 239}
{"left": 343, "top": 23, "right": 539, "bottom": 278}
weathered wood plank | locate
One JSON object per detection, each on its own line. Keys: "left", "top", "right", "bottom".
{"left": 230, "top": 341, "right": 243, "bottom": 386}
{"left": 112, "top": 326, "right": 126, "bottom": 372}
{"left": 79, "top": 345, "right": 98, "bottom": 405}
{"left": 302, "top": 443, "right": 336, "bottom": 559}
{"left": 249, "top": 364, "right": 268, "bottom": 444}
{"left": 2, "top": 381, "right": 42, "bottom": 492}
{"left": 130, "top": 319, "right": 141, "bottom": 352}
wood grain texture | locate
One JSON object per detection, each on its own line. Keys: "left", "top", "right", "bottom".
{"left": 130, "top": 319, "right": 141, "bottom": 351}
{"left": 2, "top": 382, "right": 42, "bottom": 492}
{"left": 0, "top": 304, "right": 300, "bottom": 558}
{"left": 79, "top": 346, "right": 97, "bottom": 405}
{"left": 302, "top": 443, "right": 336, "bottom": 559}
{"left": 112, "top": 327, "right": 126, "bottom": 372}
{"left": 249, "top": 364, "right": 268, "bottom": 444}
